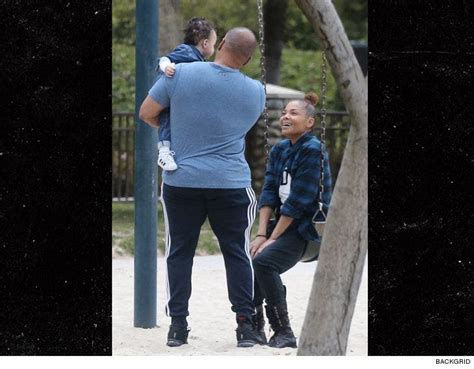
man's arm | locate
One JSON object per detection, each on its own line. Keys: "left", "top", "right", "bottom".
{"left": 139, "top": 95, "right": 165, "bottom": 128}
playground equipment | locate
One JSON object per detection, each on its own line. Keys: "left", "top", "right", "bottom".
{"left": 257, "top": 0, "right": 329, "bottom": 263}
{"left": 134, "top": 0, "right": 159, "bottom": 328}
{"left": 133, "top": 0, "right": 332, "bottom": 327}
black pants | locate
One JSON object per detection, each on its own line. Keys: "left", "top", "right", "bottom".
{"left": 253, "top": 225, "right": 307, "bottom": 306}
{"left": 161, "top": 183, "right": 257, "bottom": 319}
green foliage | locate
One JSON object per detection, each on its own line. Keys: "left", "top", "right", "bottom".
{"left": 332, "top": 0, "right": 368, "bottom": 42}
{"left": 286, "top": 1, "right": 368, "bottom": 50}
{"left": 112, "top": 0, "right": 366, "bottom": 112}
{"left": 236, "top": 48, "right": 343, "bottom": 109}
{"left": 180, "top": 0, "right": 367, "bottom": 49}
{"left": 113, "top": 44, "right": 343, "bottom": 112}
{"left": 112, "top": 0, "right": 135, "bottom": 45}
{"left": 112, "top": 0, "right": 136, "bottom": 112}
{"left": 112, "top": 43, "right": 135, "bottom": 112}
{"left": 285, "top": 1, "right": 322, "bottom": 50}
{"left": 112, "top": 0, "right": 367, "bottom": 50}
{"left": 180, "top": 0, "right": 258, "bottom": 40}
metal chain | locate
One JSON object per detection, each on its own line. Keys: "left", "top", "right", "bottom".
{"left": 318, "top": 50, "right": 328, "bottom": 210}
{"left": 257, "top": 0, "right": 270, "bottom": 159}
{"left": 257, "top": 0, "right": 326, "bottom": 217}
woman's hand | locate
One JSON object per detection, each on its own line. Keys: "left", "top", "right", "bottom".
{"left": 250, "top": 236, "right": 266, "bottom": 257}
{"left": 250, "top": 237, "right": 275, "bottom": 258}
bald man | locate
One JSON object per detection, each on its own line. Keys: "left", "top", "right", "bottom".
{"left": 140, "top": 27, "right": 266, "bottom": 348}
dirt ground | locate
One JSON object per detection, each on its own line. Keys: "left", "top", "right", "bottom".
{"left": 113, "top": 255, "right": 367, "bottom": 356}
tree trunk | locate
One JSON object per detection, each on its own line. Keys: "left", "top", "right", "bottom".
{"left": 294, "top": 0, "right": 368, "bottom": 356}
{"left": 263, "top": 0, "right": 288, "bottom": 84}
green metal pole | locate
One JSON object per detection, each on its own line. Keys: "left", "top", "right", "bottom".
{"left": 134, "top": 0, "right": 159, "bottom": 328}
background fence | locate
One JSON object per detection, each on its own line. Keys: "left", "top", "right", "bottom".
{"left": 112, "top": 111, "right": 350, "bottom": 201}
{"left": 112, "top": 113, "right": 136, "bottom": 201}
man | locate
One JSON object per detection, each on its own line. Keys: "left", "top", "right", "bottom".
{"left": 139, "top": 27, "right": 265, "bottom": 348}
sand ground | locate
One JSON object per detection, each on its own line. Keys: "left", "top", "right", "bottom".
{"left": 113, "top": 255, "right": 367, "bottom": 356}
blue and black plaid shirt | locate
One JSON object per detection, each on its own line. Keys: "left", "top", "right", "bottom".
{"left": 258, "top": 132, "right": 332, "bottom": 241}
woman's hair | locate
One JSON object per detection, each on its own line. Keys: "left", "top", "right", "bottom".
{"left": 300, "top": 91, "right": 319, "bottom": 119}
{"left": 183, "top": 17, "right": 214, "bottom": 46}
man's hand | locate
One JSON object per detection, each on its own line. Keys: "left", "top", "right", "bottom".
{"left": 250, "top": 237, "right": 275, "bottom": 258}
{"left": 165, "top": 63, "right": 176, "bottom": 77}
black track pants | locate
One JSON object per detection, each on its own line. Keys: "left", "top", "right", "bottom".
{"left": 161, "top": 183, "right": 257, "bottom": 319}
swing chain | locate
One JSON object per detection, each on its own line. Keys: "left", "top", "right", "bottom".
{"left": 257, "top": 0, "right": 270, "bottom": 158}
{"left": 257, "top": 0, "right": 326, "bottom": 219}
{"left": 318, "top": 50, "right": 328, "bottom": 207}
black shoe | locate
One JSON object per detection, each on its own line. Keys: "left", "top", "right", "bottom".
{"left": 252, "top": 305, "right": 268, "bottom": 344}
{"left": 236, "top": 316, "right": 267, "bottom": 347}
{"left": 166, "top": 325, "right": 190, "bottom": 347}
{"left": 265, "top": 301, "right": 298, "bottom": 349}
{"left": 268, "top": 327, "right": 297, "bottom": 348}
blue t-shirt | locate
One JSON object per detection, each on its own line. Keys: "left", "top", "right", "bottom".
{"left": 148, "top": 62, "right": 265, "bottom": 189}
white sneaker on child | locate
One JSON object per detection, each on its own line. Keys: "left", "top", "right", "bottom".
{"left": 157, "top": 147, "right": 178, "bottom": 171}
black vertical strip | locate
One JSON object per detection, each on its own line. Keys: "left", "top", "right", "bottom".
{"left": 369, "top": 1, "right": 474, "bottom": 355}
{"left": 0, "top": 1, "right": 112, "bottom": 355}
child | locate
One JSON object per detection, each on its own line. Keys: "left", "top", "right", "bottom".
{"left": 156, "top": 17, "right": 217, "bottom": 171}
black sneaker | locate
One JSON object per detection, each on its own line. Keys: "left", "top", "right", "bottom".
{"left": 166, "top": 325, "right": 190, "bottom": 347}
{"left": 236, "top": 316, "right": 267, "bottom": 347}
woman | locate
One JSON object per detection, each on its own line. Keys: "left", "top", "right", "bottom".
{"left": 250, "top": 92, "right": 332, "bottom": 348}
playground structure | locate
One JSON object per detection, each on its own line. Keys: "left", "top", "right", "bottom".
{"left": 134, "top": 0, "right": 158, "bottom": 328}
{"left": 131, "top": 0, "right": 367, "bottom": 355}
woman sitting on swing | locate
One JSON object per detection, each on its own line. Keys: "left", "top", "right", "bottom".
{"left": 250, "top": 92, "right": 332, "bottom": 348}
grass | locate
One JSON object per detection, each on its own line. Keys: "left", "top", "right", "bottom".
{"left": 112, "top": 202, "right": 259, "bottom": 256}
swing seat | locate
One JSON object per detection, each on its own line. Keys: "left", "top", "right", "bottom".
{"left": 301, "top": 210, "right": 326, "bottom": 263}
{"left": 300, "top": 238, "right": 321, "bottom": 263}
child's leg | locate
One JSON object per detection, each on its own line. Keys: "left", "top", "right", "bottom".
{"left": 157, "top": 108, "right": 171, "bottom": 147}
{"left": 157, "top": 109, "right": 177, "bottom": 171}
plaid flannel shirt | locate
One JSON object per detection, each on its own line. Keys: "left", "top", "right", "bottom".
{"left": 258, "top": 132, "right": 332, "bottom": 241}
